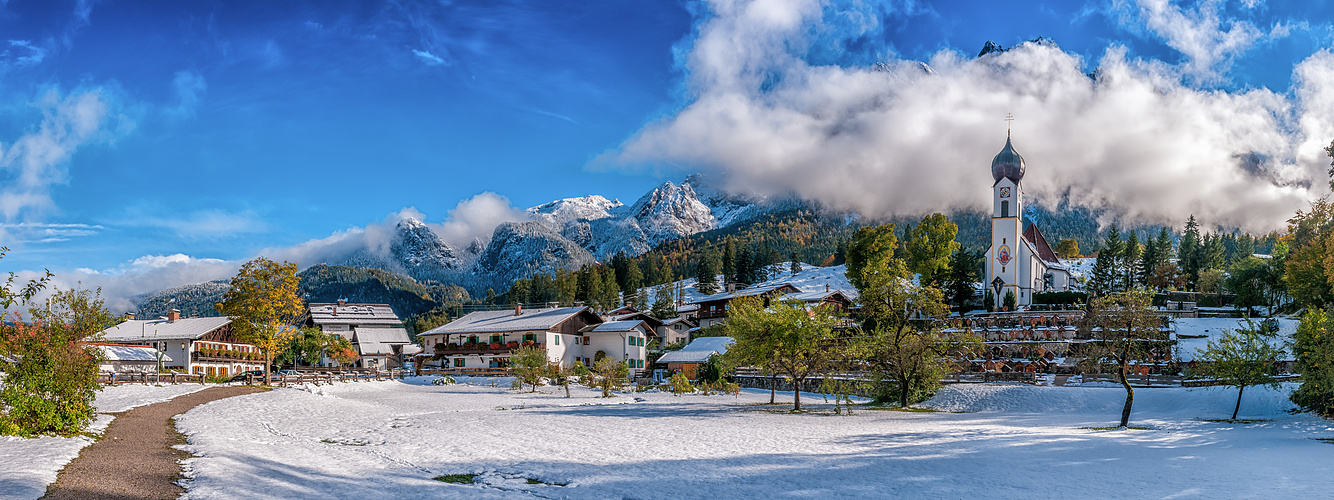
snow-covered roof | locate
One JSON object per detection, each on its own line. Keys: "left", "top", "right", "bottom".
{"left": 308, "top": 303, "right": 402, "bottom": 326}
{"left": 584, "top": 320, "right": 650, "bottom": 333}
{"left": 424, "top": 307, "right": 591, "bottom": 334}
{"left": 100, "top": 317, "right": 232, "bottom": 342}
{"left": 353, "top": 327, "right": 411, "bottom": 355}
{"left": 783, "top": 290, "right": 852, "bottom": 303}
{"left": 693, "top": 283, "right": 802, "bottom": 304}
{"left": 657, "top": 336, "right": 733, "bottom": 364}
{"left": 96, "top": 344, "right": 171, "bottom": 362}
{"left": 676, "top": 304, "right": 699, "bottom": 313}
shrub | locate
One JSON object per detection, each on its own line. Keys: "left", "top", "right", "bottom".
{"left": 669, "top": 372, "right": 694, "bottom": 396}
{"left": 432, "top": 376, "right": 457, "bottom": 385}
{"left": 0, "top": 288, "right": 113, "bottom": 437}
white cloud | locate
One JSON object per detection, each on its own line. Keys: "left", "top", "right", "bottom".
{"left": 0, "top": 87, "right": 134, "bottom": 221}
{"left": 412, "top": 49, "right": 446, "bottom": 66}
{"left": 436, "top": 193, "right": 531, "bottom": 248}
{"left": 168, "top": 70, "right": 207, "bottom": 118}
{"left": 1113, "top": 0, "right": 1268, "bottom": 82}
{"left": 602, "top": 0, "right": 1331, "bottom": 233}
{"left": 9, "top": 254, "right": 240, "bottom": 314}
{"left": 113, "top": 206, "right": 267, "bottom": 239}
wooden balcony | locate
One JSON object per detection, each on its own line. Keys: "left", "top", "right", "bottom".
{"left": 432, "top": 343, "right": 543, "bottom": 356}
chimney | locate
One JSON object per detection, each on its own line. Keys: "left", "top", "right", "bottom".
{"left": 124, "top": 311, "right": 136, "bottom": 321}
{"left": 514, "top": 303, "right": 522, "bottom": 316}
{"left": 167, "top": 309, "right": 180, "bottom": 322}
{"left": 825, "top": 284, "right": 830, "bottom": 292}
{"left": 337, "top": 298, "right": 347, "bottom": 306}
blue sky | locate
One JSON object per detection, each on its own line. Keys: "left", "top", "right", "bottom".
{"left": 2, "top": 0, "right": 1334, "bottom": 303}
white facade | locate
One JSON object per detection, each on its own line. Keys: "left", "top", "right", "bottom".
{"left": 983, "top": 136, "right": 1070, "bottom": 308}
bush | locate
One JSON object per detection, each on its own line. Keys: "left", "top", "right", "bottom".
{"left": 1292, "top": 308, "right": 1334, "bottom": 416}
{"left": 1032, "top": 291, "right": 1088, "bottom": 305}
{"left": 669, "top": 372, "right": 695, "bottom": 396}
{"left": 432, "top": 376, "right": 457, "bottom": 385}
{"left": 0, "top": 288, "right": 113, "bottom": 437}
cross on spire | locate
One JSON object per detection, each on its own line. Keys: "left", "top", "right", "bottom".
{"left": 1005, "top": 113, "right": 1014, "bottom": 136}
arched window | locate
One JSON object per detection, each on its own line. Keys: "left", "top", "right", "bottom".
{"left": 1001, "top": 200, "right": 1010, "bottom": 217}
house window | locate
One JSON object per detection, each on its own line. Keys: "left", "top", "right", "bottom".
{"left": 628, "top": 336, "right": 635, "bottom": 346}
{"left": 554, "top": 335, "right": 560, "bottom": 345}
{"left": 709, "top": 305, "right": 716, "bottom": 311}
{"left": 491, "top": 335, "right": 502, "bottom": 344}
{"left": 1001, "top": 200, "right": 1009, "bottom": 217}
{"left": 524, "top": 333, "right": 537, "bottom": 342}
{"left": 468, "top": 335, "right": 479, "bottom": 344}
{"left": 454, "top": 358, "right": 465, "bottom": 368}
{"left": 583, "top": 336, "right": 590, "bottom": 345}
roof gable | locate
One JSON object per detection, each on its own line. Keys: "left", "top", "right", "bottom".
{"left": 1022, "top": 224, "right": 1061, "bottom": 264}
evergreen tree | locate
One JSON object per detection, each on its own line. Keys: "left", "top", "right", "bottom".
{"left": 599, "top": 268, "right": 620, "bottom": 310}
{"left": 722, "top": 238, "right": 737, "bottom": 288}
{"left": 1122, "top": 231, "right": 1140, "bottom": 290}
{"left": 790, "top": 252, "right": 802, "bottom": 276}
{"left": 1089, "top": 227, "right": 1123, "bottom": 295}
{"left": 1179, "top": 215, "right": 1202, "bottom": 288}
{"left": 696, "top": 251, "right": 720, "bottom": 295}
{"left": 734, "top": 245, "right": 754, "bottom": 287}
{"left": 944, "top": 249, "right": 981, "bottom": 311}
{"left": 1200, "top": 234, "right": 1226, "bottom": 272}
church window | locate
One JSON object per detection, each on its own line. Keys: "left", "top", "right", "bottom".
{"left": 1001, "top": 201, "right": 1009, "bottom": 217}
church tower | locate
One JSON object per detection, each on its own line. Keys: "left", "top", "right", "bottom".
{"left": 986, "top": 133, "right": 1025, "bottom": 309}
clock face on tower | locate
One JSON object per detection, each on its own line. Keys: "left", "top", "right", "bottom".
{"left": 999, "top": 187, "right": 1011, "bottom": 198}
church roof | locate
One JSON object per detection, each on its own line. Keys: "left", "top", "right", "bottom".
{"left": 991, "top": 135, "right": 1026, "bottom": 184}
{"left": 1023, "top": 224, "right": 1061, "bottom": 264}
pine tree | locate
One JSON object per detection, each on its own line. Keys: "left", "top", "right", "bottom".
{"left": 696, "top": 251, "right": 720, "bottom": 295}
{"left": 1179, "top": 215, "right": 1202, "bottom": 288}
{"left": 722, "top": 239, "right": 737, "bottom": 288}
{"left": 1090, "top": 227, "right": 1123, "bottom": 295}
{"left": 790, "top": 252, "right": 802, "bottom": 276}
{"left": 1122, "top": 231, "right": 1140, "bottom": 290}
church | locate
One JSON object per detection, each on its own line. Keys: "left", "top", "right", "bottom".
{"left": 983, "top": 133, "right": 1072, "bottom": 308}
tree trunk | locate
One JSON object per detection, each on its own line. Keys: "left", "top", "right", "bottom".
{"left": 1233, "top": 385, "right": 1245, "bottom": 420}
{"left": 1118, "top": 364, "right": 1134, "bottom": 428}
{"left": 265, "top": 353, "right": 274, "bottom": 386}
{"left": 793, "top": 376, "right": 803, "bottom": 411}
{"left": 769, "top": 375, "right": 777, "bottom": 404}
{"left": 564, "top": 380, "right": 571, "bottom": 398}
{"left": 899, "top": 378, "right": 911, "bottom": 408}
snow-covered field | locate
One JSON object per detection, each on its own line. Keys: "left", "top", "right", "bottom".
{"left": 1174, "top": 317, "right": 1300, "bottom": 361}
{"left": 175, "top": 377, "right": 1334, "bottom": 499}
{"left": 0, "top": 383, "right": 210, "bottom": 500}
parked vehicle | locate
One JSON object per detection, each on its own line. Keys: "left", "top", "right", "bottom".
{"left": 228, "top": 370, "right": 265, "bottom": 383}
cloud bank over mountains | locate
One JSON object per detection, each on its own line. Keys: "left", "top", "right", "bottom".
{"left": 605, "top": 0, "right": 1333, "bottom": 233}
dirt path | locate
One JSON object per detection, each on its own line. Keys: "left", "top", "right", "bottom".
{"left": 42, "top": 385, "right": 267, "bottom": 500}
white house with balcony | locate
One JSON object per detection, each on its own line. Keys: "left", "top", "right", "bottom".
{"left": 98, "top": 310, "right": 263, "bottom": 379}
{"left": 418, "top": 305, "right": 647, "bottom": 377}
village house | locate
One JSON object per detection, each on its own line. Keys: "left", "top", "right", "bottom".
{"left": 99, "top": 309, "right": 263, "bottom": 379}
{"left": 304, "top": 301, "right": 413, "bottom": 370}
{"left": 659, "top": 316, "right": 695, "bottom": 345}
{"left": 656, "top": 336, "right": 733, "bottom": 381}
{"left": 419, "top": 305, "right": 647, "bottom": 377}
{"left": 692, "top": 283, "right": 853, "bottom": 328}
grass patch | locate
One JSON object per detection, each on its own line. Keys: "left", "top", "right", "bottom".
{"left": 434, "top": 474, "right": 477, "bottom": 484}
{"left": 1081, "top": 425, "right": 1153, "bottom": 431}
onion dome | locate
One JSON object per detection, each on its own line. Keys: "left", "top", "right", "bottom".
{"left": 991, "top": 135, "right": 1025, "bottom": 183}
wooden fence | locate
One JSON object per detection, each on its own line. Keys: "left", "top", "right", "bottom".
{"left": 98, "top": 372, "right": 204, "bottom": 385}
{"left": 940, "top": 372, "right": 1039, "bottom": 384}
